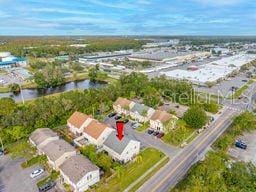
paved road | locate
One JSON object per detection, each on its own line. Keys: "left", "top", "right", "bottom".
{"left": 137, "top": 107, "right": 239, "bottom": 192}
{"left": 104, "top": 116, "right": 179, "bottom": 158}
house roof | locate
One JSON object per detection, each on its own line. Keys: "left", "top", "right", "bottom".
{"left": 59, "top": 155, "right": 99, "bottom": 184}
{"left": 30, "top": 128, "right": 58, "bottom": 146}
{"left": 130, "top": 103, "right": 151, "bottom": 116}
{"left": 150, "top": 110, "right": 177, "bottom": 123}
{"left": 113, "top": 97, "right": 132, "bottom": 108}
{"left": 103, "top": 132, "right": 132, "bottom": 155}
{"left": 39, "top": 139, "right": 76, "bottom": 162}
{"left": 67, "top": 111, "right": 91, "bottom": 128}
{"left": 84, "top": 120, "right": 109, "bottom": 140}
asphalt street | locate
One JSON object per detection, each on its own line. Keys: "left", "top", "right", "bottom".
{"left": 137, "top": 107, "right": 239, "bottom": 192}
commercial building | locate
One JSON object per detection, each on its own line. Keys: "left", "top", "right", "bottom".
{"left": 0, "top": 52, "right": 27, "bottom": 68}
{"left": 160, "top": 54, "right": 256, "bottom": 86}
{"left": 129, "top": 51, "right": 210, "bottom": 64}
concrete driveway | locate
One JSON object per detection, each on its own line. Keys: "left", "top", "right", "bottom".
{"left": 104, "top": 116, "right": 180, "bottom": 158}
{"left": 0, "top": 155, "right": 50, "bottom": 192}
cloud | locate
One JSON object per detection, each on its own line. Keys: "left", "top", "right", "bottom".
{"left": 30, "top": 8, "right": 100, "bottom": 16}
{"left": 191, "top": 0, "right": 244, "bottom": 6}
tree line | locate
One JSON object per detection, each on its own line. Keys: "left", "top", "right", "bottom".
{"left": 0, "top": 72, "right": 217, "bottom": 145}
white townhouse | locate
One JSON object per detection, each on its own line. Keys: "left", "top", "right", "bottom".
{"left": 29, "top": 128, "right": 59, "bottom": 148}
{"left": 38, "top": 139, "right": 77, "bottom": 170}
{"left": 129, "top": 103, "right": 155, "bottom": 123}
{"left": 59, "top": 155, "right": 100, "bottom": 192}
{"left": 103, "top": 132, "right": 140, "bottom": 163}
{"left": 113, "top": 97, "right": 135, "bottom": 116}
{"left": 83, "top": 120, "right": 114, "bottom": 147}
{"left": 67, "top": 111, "right": 93, "bottom": 137}
{"left": 150, "top": 110, "right": 178, "bottom": 133}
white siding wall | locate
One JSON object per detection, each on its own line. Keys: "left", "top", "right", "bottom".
{"left": 60, "top": 169, "right": 100, "bottom": 192}
{"left": 103, "top": 140, "right": 140, "bottom": 163}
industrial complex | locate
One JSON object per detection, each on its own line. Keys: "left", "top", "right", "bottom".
{"left": 160, "top": 54, "right": 256, "bottom": 85}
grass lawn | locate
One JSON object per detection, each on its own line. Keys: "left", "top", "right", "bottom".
{"left": 136, "top": 122, "right": 149, "bottom": 132}
{"left": 89, "top": 148, "right": 165, "bottom": 192}
{"left": 162, "top": 120, "right": 195, "bottom": 146}
{"left": 129, "top": 156, "right": 169, "bottom": 192}
{"left": 21, "top": 155, "right": 47, "bottom": 169}
{"left": 6, "top": 139, "right": 36, "bottom": 159}
{"left": 37, "top": 170, "right": 59, "bottom": 187}
{"left": 232, "top": 79, "right": 254, "bottom": 99}
{"left": 0, "top": 86, "right": 10, "bottom": 93}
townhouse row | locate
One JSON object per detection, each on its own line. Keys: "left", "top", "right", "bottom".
{"left": 113, "top": 97, "right": 178, "bottom": 133}
{"left": 67, "top": 111, "right": 140, "bottom": 163}
{"left": 29, "top": 128, "right": 100, "bottom": 192}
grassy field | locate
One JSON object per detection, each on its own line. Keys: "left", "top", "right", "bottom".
{"left": 89, "top": 148, "right": 165, "bottom": 192}
{"left": 0, "top": 86, "right": 10, "bottom": 93}
{"left": 162, "top": 120, "right": 195, "bottom": 146}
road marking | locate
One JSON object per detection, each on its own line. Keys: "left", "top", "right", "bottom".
{"left": 149, "top": 110, "right": 234, "bottom": 192}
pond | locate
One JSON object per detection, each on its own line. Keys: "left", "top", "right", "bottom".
{"left": 0, "top": 80, "right": 105, "bottom": 102}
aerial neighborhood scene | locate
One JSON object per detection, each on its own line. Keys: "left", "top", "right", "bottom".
{"left": 1, "top": 0, "right": 256, "bottom": 192}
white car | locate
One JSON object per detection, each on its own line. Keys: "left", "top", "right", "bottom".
{"left": 30, "top": 168, "right": 44, "bottom": 178}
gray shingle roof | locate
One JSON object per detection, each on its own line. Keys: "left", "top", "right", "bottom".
{"left": 103, "top": 132, "right": 131, "bottom": 155}
{"left": 59, "top": 155, "right": 99, "bottom": 184}
{"left": 130, "top": 103, "right": 150, "bottom": 116}
{"left": 39, "top": 139, "right": 76, "bottom": 162}
{"left": 30, "top": 128, "right": 58, "bottom": 146}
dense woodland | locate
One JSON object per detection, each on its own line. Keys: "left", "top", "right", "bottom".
{"left": 0, "top": 37, "right": 145, "bottom": 57}
{"left": 0, "top": 72, "right": 218, "bottom": 145}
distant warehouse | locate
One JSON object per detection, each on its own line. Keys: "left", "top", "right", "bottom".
{"left": 128, "top": 51, "right": 210, "bottom": 63}
{"left": 160, "top": 54, "right": 256, "bottom": 86}
{"left": 0, "top": 52, "right": 27, "bottom": 69}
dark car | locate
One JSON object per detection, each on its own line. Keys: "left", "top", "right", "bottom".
{"left": 38, "top": 181, "right": 56, "bottom": 192}
{"left": 123, "top": 119, "right": 129, "bottom": 124}
{"left": 115, "top": 115, "right": 122, "bottom": 120}
{"left": 147, "top": 129, "right": 154, "bottom": 135}
{"left": 235, "top": 140, "right": 247, "bottom": 150}
{"left": 153, "top": 131, "right": 160, "bottom": 136}
{"left": 157, "top": 132, "right": 165, "bottom": 139}
{"left": 242, "top": 79, "right": 248, "bottom": 82}
{"left": 108, "top": 112, "right": 117, "bottom": 118}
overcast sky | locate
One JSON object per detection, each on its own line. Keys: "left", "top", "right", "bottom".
{"left": 0, "top": 0, "right": 255, "bottom": 35}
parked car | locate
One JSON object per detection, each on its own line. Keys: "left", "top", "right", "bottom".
{"left": 157, "top": 132, "right": 164, "bottom": 139}
{"left": 147, "top": 129, "right": 154, "bottom": 134}
{"left": 38, "top": 181, "right": 56, "bottom": 192}
{"left": 242, "top": 79, "right": 248, "bottom": 82}
{"left": 235, "top": 140, "right": 247, "bottom": 150}
{"left": 132, "top": 122, "right": 140, "bottom": 129}
{"left": 115, "top": 115, "right": 122, "bottom": 120}
{"left": 123, "top": 119, "right": 129, "bottom": 124}
{"left": 30, "top": 168, "right": 44, "bottom": 178}
{"left": 153, "top": 131, "right": 160, "bottom": 136}
{"left": 108, "top": 112, "right": 117, "bottom": 118}
{"left": 0, "top": 149, "right": 4, "bottom": 156}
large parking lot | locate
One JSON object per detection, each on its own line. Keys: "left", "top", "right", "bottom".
{"left": 194, "top": 72, "right": 250, "bottom": 97}
{"left": 0, "top": 155, "right": 58, "bottom": 192}
{"left": 228, "top": 131, "right": 256, "bottom": 165}
{"left": 0, "top": 68, "right": 31, "bottom": 86}
{"left": 103, "top": 114, "right": 180, "bottom": 158}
